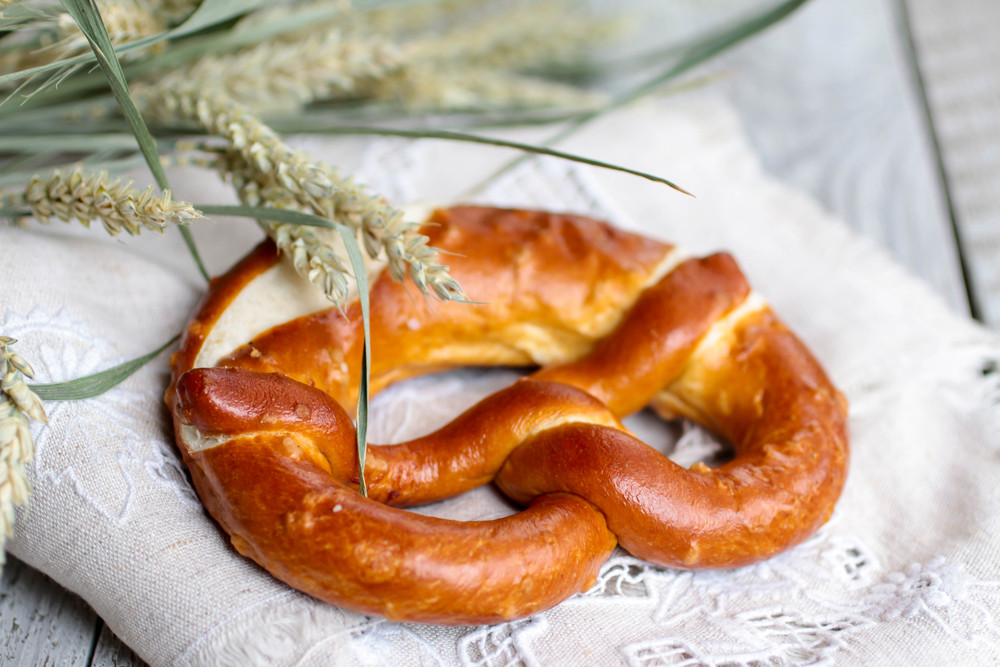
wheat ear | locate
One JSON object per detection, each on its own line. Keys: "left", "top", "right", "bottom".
{"left": 0, "top": 337, "right": 46, "bottom": 568}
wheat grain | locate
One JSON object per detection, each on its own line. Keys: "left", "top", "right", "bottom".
{"left": 372, "top": 66, "right": 605, "bottom": 112}
{"left": 139, "top": 31, "right": 401, "bottom": 119}
{"left": 160, "top": 89, "right": 466, "bottom": 305}
{"left": 16, "top": 168, "right": 200, "bottom": 236}
{"left": 47, "top": 0, "right": 165, "bottom": 60}
{"left": 356, "top": 0, "right": 613, "bottom": 111}
{"left": 404, "top": 1, "right": 612, "bottom": 71}
{"left": 347, "top": 0, "right": 493, "bottom": 38}
{"left": 138, "top": 0, "right": 612, "bottom": 118}
{"left": 0, "top": 337, "right": 45, "bottom": 568}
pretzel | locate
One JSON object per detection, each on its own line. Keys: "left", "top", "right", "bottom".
{"left": 166, "top": 205, "right": 849, "bottom": 624}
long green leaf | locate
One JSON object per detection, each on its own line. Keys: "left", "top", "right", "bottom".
{"left": 263, "top": 125, "right": 692, "bottom": 195}
{"left": 57, "top": 1, "right": 164, "bottom": 187}
{"left": 0, "top": 153, "right": 58, "bottom": 178}
{"left": 602, "top": 0, "right": 811, "bottom": 113}
{"left": 0, "top": 133, "right": 147, "bottom": 152}
{"left": 198, "top": 204, "right": 373, "bottom": 496}
{"left": 335, "top": 225, "right": 371, "bottom": 497}
{"left": 58, "top": 0, "right": 209, "bottom": 282}
{"left": 196, "top": 205, "right": 347, "bottom": 227}
{"left": 0, "top": 207, "right": 31, "bottom": 218}
{"left": 0, "top": 98, "right": 118, "bottom": 132}
{"left": 168, "top": 0, "right": 270, "bottom": 39}
{"left": 30, "top": 335, "right": 179, "bottom": 401}
{"left": 0, "top": 48, "right": 100, "bottom": 90}
{"left": 0, "top": 154, "right": 148, "bottom": 190}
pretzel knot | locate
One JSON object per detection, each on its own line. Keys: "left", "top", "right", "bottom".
{"left": 166, "top": 206, "right": 849, "bottom": 625}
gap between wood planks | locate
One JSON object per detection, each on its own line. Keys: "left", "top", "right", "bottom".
{"left": 895, "top": 0, "right": 985, "bottom": 322}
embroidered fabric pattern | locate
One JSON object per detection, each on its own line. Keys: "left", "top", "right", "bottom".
{"left": 3, "top": 307, "right": 199, "bottom": 524}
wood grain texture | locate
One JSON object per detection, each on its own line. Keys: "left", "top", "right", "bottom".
{"left": 903, "top": 0, "right": 1000, "bottom": 326}
{"left": 1, "top": 555, "right": 98, "bottom": 667}
{"left": 90, "top": 625, "right": 144, "bottom": 667}
{"left": 719, "top": 0, "right": 972, "bottom": 316}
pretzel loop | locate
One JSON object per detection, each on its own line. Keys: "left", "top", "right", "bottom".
{"left": 166, "top": 206, "right": 849, "bottom": 624}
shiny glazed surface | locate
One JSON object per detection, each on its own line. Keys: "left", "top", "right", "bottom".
{"left": 165, "top": 206, "right": 849, "bottom": 624}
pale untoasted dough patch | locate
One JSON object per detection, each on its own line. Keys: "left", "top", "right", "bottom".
{"left": 193, "top": 204, "right": 435, "bottom": 369}
{"left": 651, "top": 291, "right": 768, "bottom": 423}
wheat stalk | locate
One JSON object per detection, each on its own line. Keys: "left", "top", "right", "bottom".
{"left": 7, "top": 168, "right": 201, "bottom": 236}
{"left": 223, "top": 146, "right": 465, "bottom": 303}
{"left": 356, "top": 1, "right": 613, "bottom": 111}
{"left": 0, "top": 336, "right": 46, "bottom": 568}
{"left": 346, "top": 0, "right": 493, "bottom": 37}
{"left": 0, "top": 0, "right": 164, "bottom": 77}
{"left": 137, "top": 0, "right": 610, "bottom": 119}
{"left": 372, "top": 66, "right": 605, "bottom": 111}
{"left": 403, "top": 0, "right": 612, "bottom": 70}
{"left": 271, "top": 222, "right": 353, "bottom": 306}
{"left": 138, "top": 31, "right": 401, "bottom": 119}
{"left": 158, "top": 88, "right": 465, "bottom": 304}
{"left": 47, "top": 0, "right": 165, "bottom": 60}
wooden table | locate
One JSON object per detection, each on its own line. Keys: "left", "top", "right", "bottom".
{"left": 3, "top": 0, "right": 997, "bottom": 663}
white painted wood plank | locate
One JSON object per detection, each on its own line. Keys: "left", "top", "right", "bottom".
{"left": 718, "top": 0, "right": 972, "bottom": 315}
{"left": 1, "top": 555, "right": 97, "bottom": 667}
{"left": 90, "top": 624, "right": 145, "bottom": 667}
{"left": 903, "top": 0, "right": 1000, "bottom": 326}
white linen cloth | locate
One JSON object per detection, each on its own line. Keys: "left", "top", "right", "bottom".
{"left": 3, "top": 92, "right": 999, "bottom": 666}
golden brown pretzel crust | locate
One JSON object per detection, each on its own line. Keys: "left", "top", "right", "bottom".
{"left": 166, "top": 206, "right": 849, "bottom": 624}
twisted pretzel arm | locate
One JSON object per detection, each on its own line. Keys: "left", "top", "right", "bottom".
{"left": 176, "top": 367, "right": 623, "bottom": 506}
{"left": 532, "top": 252, "right": 751, "bottom": 416}
{"left": 498, "top": 310, "right": 849, "bottom": 569}
{"left": 174, "top": 368, "right": 619, "bottom": 623}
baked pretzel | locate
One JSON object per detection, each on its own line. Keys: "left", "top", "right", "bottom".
{"left": 166, "top": 206, "right": 849, "bottom": 625}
